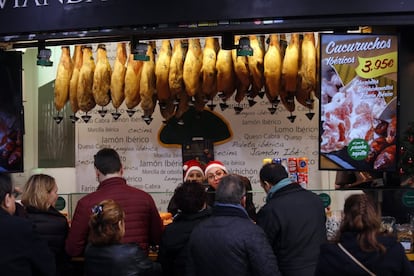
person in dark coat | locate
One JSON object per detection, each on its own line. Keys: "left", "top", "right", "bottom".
{"left": 256, "top": 162, "right": 327, "bottom": 276}
{"left": 21, "top": 173, "right": 70, "bottom": 276}
{"left": 167, "top": 159, "right": 205, "bottom": 216}
{"left": 186, "top": 174, "right": 281, "bottom": 276}
{"left": 0, "top": 172, "right": 55, "bottom": 276}
{"left": 85, "top": 199, "right": 161, "bottom": 276}
{"left": 66, "top": 148, "right": 163, "bottom": 257}
{"left": 204, "top": 160, "right": 257, "bottom": 221}
{"left": 158, "top": 181, "right": 211, "bottom": 276}
{"left": 315, "top": 193, "right": 414, "bottom": 276}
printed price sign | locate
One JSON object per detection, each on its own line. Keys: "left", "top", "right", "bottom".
{"left": 356, "top": 51, "right": 398, "bottom": 78}
{"left": 319, "top": 33, "right": 398, "bottom": 173}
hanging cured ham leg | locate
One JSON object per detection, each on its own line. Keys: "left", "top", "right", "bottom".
{"left": 201, "top": 37, "right": 219, "bottom": 110}
{"left": 156, "top": 40, "right": 174, "bottom": 121}
{"left": 232, "top": 35, "right": 251, "bottom": 113}
{"left": 140, "top": 41, "right": 157, "bottom": 125}
{"left": 216, "top": 48, "right": 236, "bottom": 110}
{"left": 183, "top": 38, "right": 203, "bottom": 110}
{"left": 92, "top": 44, "right": 112, "bottom": 117}
{"left": 110, "top": 42, "right": 127, "bottom": 119}
{"left": 77, "top": 45, "right": 96, "bottom": 122}
{"left": 169, "top": 39, "right": 188, "bottom": 107}
{"left": 281, "top": 33, "right": 300, "bottom": 122}
{"left": 297, "top": 32, "right": 317, "bottom": 119}
{"left": 124, "top": 51, "right": 143, "bottom": 117}
{"left": 264, "top": 34, "right": 283, "bottom": 114}
{"left": 69, "top": 45, "right": 82, "bottom": 122}
{"left": 247, "top": 35, "right": 265, "bottom": 105}
{"left": 53, "top": 46, "right": 73, "bottom": 123}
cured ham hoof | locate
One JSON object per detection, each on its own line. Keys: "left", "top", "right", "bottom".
{"left": 268, "top": 106, "right": 277, "bottom": 115}
{"left": 141, "top": 115, "right": 153, "bottom": 125}
{"left": 53, "top": 114, "right": 64, "bottom": 124}
{"left": 248, "top": 98, "right": 257, "bottom": 107}
{"left": 177, "top": 119, "right": 185, "bottom": 126}
{"left": 207, "top": 102, "right": 216, "bottom": 111}
{"left": 217, "top": 92, "right": 226, "bottom": 100}
{"left": 159, "top": 102, "right": 167, "bottom": 110}
{"left": 97, "top": 108, "right": 107, "bottom": 118}
{"left": 111, "top": 111, "right": 121, "bottom": 120}
{"left": 287, "top": 114, "right": 297, "bottom": 123}
{"left": 219, "top": 102, "right": 229, "bottom": 111}
{"left": 305, "top": 98, "right": 314, "bottom": 105}
{"left": 257, "top": 91, "right": 265, "bottom": 99}
{"left": 126, "top": 109, "right": 136, "bottom": 117}
{"left": 305, "top": 112, "right": 315, "bottom": 120}
{"left": 271, "top": 97, "right": 281, "bottom": 105}
{"left": 81, "top": 113, "right": 92, "bottom": 123}
{"left": 69, "top": 114, "right": 79, "bottom": 123}
{"left": 234, "top": 105, "right": 243, "bottom": 114}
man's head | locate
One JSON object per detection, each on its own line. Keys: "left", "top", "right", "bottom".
{"left": 174, "top": 181, "right": 207, "bottom": 214}
{"left": 94, "top": 148, "right": 122, "bottom": 179}
{"left": 215, "top": 174, "right": 246, "bottom": 206}
{"left": 204, "top": 160, "right": 228, "bottom": 190}
{"left": 259, "top": 163, "right": 289, "bottom": 193}
{"left": 0, "top": 173, "right": 16, "bottom": 215}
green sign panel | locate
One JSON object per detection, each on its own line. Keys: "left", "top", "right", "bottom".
{"left": 55, "top": 196, "right": 66, "bottom": 211}
{"left": 319, "top": 193, "right": 331, "bottom": 208}
{"left": 402, "top": 190, "right": 414, "bottom": 208}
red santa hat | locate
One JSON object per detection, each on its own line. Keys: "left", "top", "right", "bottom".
{"left": 204, "top": 160, "right": 228, "bottom": 175}
{"left": 183, "top": 160, "right": 204, "bottom": 181}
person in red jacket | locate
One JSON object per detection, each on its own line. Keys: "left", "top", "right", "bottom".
{"left": 65, "top": 148, "right": 163, "bottom": 257}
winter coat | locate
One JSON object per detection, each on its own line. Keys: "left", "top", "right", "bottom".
{"left": 205, "top": 177, "right": 257, "bottom": 221}
{"left": 186, "top": 205, "right": 281, "bottom": 276}
{"left": 85, "top": 243, "right": 162, "bottom": 276}
{"left": 315, "top": 232, "right": 414, "bottom": 275}
{"left": 0, "top": 208, "right": 55, "bottom": 276}
{"left": 256, "top": 183, "right": 327, "bottom": 276}
{"left": 158, "top": 207, "right": 212, "bottom": 276}
{"left": 66, "top": 177, "right": 163, "bottom": 256}
{"left": 25, "top": 205, "right": 70, "bottom": 276}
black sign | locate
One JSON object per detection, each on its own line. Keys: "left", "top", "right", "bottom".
{"left": 1, "top": 1, "right": 414, "bottom": 40}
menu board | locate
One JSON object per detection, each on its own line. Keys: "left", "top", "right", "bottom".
{"left": 319, "top": 33, "right": 398, "bottom": 172}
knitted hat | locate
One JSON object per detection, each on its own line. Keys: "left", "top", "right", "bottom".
{"left": 183, "top": 160, "right": 204, "bottom": 182}
{"left": 204, "top": 160, "right": 228, "bottom": 175}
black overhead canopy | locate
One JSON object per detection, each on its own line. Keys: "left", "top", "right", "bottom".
{"left": 1, "top": 0, "right": 414, "bottom": 47}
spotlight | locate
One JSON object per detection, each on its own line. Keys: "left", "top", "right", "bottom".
{"left": 236, "top": 36, "right": 253, "bottom": 56}
{"left": 36, "top": 40, "right": 53, "bottom": 66}
{"left": 131, "top": 37, "right": 149, "bottom": 61}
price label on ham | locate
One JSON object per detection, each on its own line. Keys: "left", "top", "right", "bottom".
{"left": 319, "top": 33, "right": 398, "bottom": 172}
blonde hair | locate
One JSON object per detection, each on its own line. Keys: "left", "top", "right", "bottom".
{"left": 88, "top": 199, "right": 125, "bottom": 246}
{"left": 21, "top": 174, "right": 56, "bottom": 211}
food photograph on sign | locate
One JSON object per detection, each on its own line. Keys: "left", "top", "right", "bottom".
{"left": 319, "top": 33, "right": 398, "bottom": 173}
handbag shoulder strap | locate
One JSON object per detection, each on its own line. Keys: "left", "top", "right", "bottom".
{"left": 337, "top": 242, "right": 376, "bottom": 276}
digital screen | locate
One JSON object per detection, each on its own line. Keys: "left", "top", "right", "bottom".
{"left": 0, "top": 51, "right": 24, "bottom": 173}
{"left": 319, "top": 33, "right": 398, "bottom": 173}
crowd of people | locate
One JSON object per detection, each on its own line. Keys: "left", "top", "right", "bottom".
{"left": 1, "top": 147, "right": 413, "bottom": 275}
